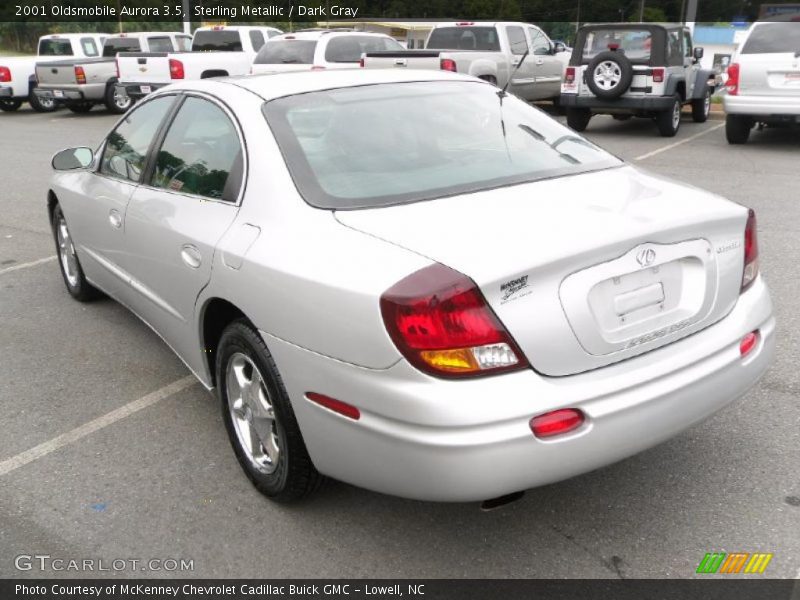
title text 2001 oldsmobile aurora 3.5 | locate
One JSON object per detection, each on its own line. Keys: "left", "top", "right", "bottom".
{"left": 48, "top": 70, "right": 774, "bottom": 503}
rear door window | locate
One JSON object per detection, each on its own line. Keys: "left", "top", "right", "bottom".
{"left": 176, "top": 35, "right": 192, "bottom": 51}
{"left": 103, "top": 37, "right": 142, "bottom": 57}
{"left": 192, "top": 30, "right": 243, "bottom": 52}
{"left": 254, "top": 40, "right": 317, "bottom": 64}
{"left": 427, "top": 27, "right": 501, "bottom": 51}
{"left": 249, "top": 30, "right": 266, "bottom": 52}
{"left": 742, "top": 23, "right": 800, "bottom": 54}
{"left": 506, "top": 26, "right": 528, "bottom": 56}
{"left": 324, "top": 35, "right": 403, "bottom": 63}
{"left": 581, "top": 29, "right": 653, "bottom": 62}
{"left": 38, "top": 39, "right": 74, "bottom": 56}
{"left": 147, "top": 37, "right": 174, "bottom": 53}
{"left": 80, "top": 38, "right": 99, "bottom": 57}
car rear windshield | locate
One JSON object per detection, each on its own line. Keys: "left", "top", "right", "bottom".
{"left": 38, "top": 39, "right": 74, "bottom": 56}
{"left": 742, "top": 23, "right": 800, "bottom": 54}
{"left": 581, "top": 28, "right": 652, "bottom": 62}
{"left": 192, "top": 30, "right": 243, "bottom": 52}
{"left": 103, "top": 38, "right": 142, "bottom": 56}
{"left": 254, "top": 40, "right": 317, "bottom": 64}
{"left": 264, "top": 81, "right": 621, "bottom": 210}
{"left": 325, "top": 35, "right": 404, "bottom": 63}
{"left": 427, "top": 27, "right": 501, "bottom": 51}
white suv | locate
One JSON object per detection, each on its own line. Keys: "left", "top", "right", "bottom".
{"left": 251, "top": 30, "right": 404, "bottom": 74}
{"left": 724, "top": 21, "right": 800, "bottom": 144}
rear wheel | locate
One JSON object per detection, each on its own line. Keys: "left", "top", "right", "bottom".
{"left": 566, "top": 108, "right": 591, "bottom": 132}
{"left": 67, "top": 102, "right": 93, "bottom": 114}
{"left": 28, "top": 89, "right": 57, "bottom": 113}
{"left": 104, "top": 84, "right": 133, "bottom": 114}
{"left": 691, "top": 86, "right": 711, "bottom": 123}
{"left": 656, "top": 95, "right": 682, "bottom": 137}
{"left": 726, "top": 114, "right": 752, "bottom": 144}
{"left": 51, "top": 204, "right": 100, "bottom": 302}
{"left": 0, "top": 98, "right": 22, "bottom": 112}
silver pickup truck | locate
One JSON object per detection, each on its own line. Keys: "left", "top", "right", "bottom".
{"left": 362, "top": 21, "right": 569, "bottom": 101}
{"left": 34, "top": 32, "right": 190, "bottom": 114}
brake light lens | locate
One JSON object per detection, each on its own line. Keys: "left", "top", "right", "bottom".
{"left": 169, "top": 58, "right": 184, "bottom": 79}
{"left": 456, "top": 22, "right": 475, "bottom": 26}
{"left": 726, "top": 62, "right": 740, "bottom": 95}
{"left": 74, "top": 66, "right": 86, "bottom": 84}
{"left": 380, "top": 263, "right": 528, "bottom": 378}
{"left": 0, "top": 66, "right": 10, "bottom": 82}
{"left": 564, "top": 67, "right": 575, "bottom": 84}
{"left": 651, "top": 67, "right": 665, "bottom": 83}
{"left": 359, "top": 57, "right": 365, "bottom": 68}
{"left": 530, "top": 409, "right": 585, "bottom": 439}
{"left": 440, "top": 58, "right": 457, "bottom": 72}
{"left": 739, "top": 331, "right": 759, "bottom": 357}
{"left": 742, "top": 208, "right": 758, "bottom": 291}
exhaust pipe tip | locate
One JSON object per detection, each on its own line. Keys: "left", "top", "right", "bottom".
{"left": 480, "top": 491, "right": 525, "bottom": 511}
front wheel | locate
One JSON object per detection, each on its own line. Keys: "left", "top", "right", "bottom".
{"left": 104, "top": 84, "right": 133, "bottom": 114}
{"left": 566, "top": 108, "right": 591, "bottom": 132}
{"left": 217, "top": 320, "right": 323, "bottom": 502}
{"left": 29, "top": 90, "right": 57, "bottom": 113}
{"left": 726, "top": 114, "right": 752, "bottom": 144}
{"left": 691, "top": 86, "right": 712, "bottom": 123}
{"left": 656, "top": 95, "right": 682, "bottom": 137}
{"left": 0, "top": 98, "right": 22, "bottom": 112}
{"left": 51, "top": 204, "right": 100, "bottom": 302}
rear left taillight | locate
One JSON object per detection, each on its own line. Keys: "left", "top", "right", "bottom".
{"left": 359, "top": 57, "right": 365, "bottom": 68}
{"left": 440, "top": 58, "right": 457, "bottom": 73}
{"left": 564, "top": 67, "right": 575, "bottom": 84}
{"left": 726, "top": 62, "right": 740, "bottom": 95}
{"left": 74, "top": 66, "right": 86, "bottom": 84}
{"left": 0, "top": 66, "right": 11, "bottom": 82}
{"left": 169, "top": 58, "right": 184, "bottom": 79}
{"left": 742, "top": 208, "right": 758, "bottom": 291}
{"left": 380, "top": 263, "right": 528, "bottom": 378}
{"left": 651, "top": 67, "right": 665, "bottom": 83}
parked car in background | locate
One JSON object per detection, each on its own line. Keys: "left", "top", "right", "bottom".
{"left": 116, "top": 25, "right": 282, "bottom": 99}
{"left": 47, "top": 69, "right": 774, "bottom": 503}
{"left": 723, "top": 21, "right": 800, "bottom": 144}
{"left": 362, "top": 21, "right": 569, "bottom": 101}
{"left": 251, "top": 30, "right": 403, "bottom": 74}
{"left": 561, "top": 23, "right": 716, "bottom": 137}
{"left": 0, "top": 33, "right": 107, "bottom": 113}
{"left": 35, "top": 32, "right": 191, "bottom": 114}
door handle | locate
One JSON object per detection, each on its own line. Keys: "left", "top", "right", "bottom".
{"left": 108, "top": 209, "right": 122, "bottom": 229}
{"left": 180, "top": 244, "right": 202, "bottom": 269}
{"left": 536, "top": 58, "right": 544, "bottom": 65}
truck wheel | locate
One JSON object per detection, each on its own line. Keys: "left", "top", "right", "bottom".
{"left": 726, "top": 114, "right": 752, "bottom": 144}
{"left": 0, "top": 99, "right": 23, "bottom": 112}
{"left": 656, "top": 95, "right": 682, "bottom": 137}
{"left": 104, "top": 85, "right": 133, "bottom": 114}
{"left": 566, "top": 108, "right": 591, "bottom": 132}
{"left": 67, "top": 102, "right": 93, "bottom": 114}
{"left": 586, "top": 51, "right": 633, "bottom": 100}
{"left": 691, "top": 86, "right": 711, "bottom": 123}
{"left": 28, "top": 90, "right": 57, "bottom": 113}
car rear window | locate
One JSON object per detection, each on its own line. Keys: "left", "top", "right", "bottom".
{"left": 254, "top": 40, "right": 317, "bottom": 64}
{"left": 324, "top": 35, "right": 404, "bottom": 63}
{"left": 427, "top": 27, "right": 501, "bottom": 51}
{"left": 581, "top": 28, "right": 652, "bottom": 62}
{"left": 192, "top": 30, "right": 243, "bottom": 52}
{"left": 103, "top": 37, "right": 142, "bottom": 56}
{"left": 264, "top": 81, "right": 621, "bottom": 210}
{"left": 38, "top": 39, "right": 74, "bottom": 56}
{"left": 147, "top": 37, "right": 174, "bottom": 53}
{"left": 741, "top": 23, "right": 800, "bottom": 54}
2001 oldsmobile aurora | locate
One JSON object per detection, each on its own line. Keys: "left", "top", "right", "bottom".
{"left": 48, "top": 70, "right": 774, "bottom": 503}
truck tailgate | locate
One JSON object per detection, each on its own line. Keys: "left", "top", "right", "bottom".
{"left": 117, "top": 53, "right": 173, "bottom": 83}
{"left": 36, "top": 61, "right": 80, "bottom": 85}
{"left": 362, "top": 51, "right": 443, "bottom": 70}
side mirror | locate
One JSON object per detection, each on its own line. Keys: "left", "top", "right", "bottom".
{"left": 693, "top": 46, "right": 704, "bottom": 60}
{"left": 52, "top": 147, "right": 94, "bottom": 171}
{"left": 553, "top": 42, "right": 567, "bottom": 54}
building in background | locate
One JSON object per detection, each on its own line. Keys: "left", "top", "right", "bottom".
{"left": 692, "top": 24, "right": 751, "bottom": 74}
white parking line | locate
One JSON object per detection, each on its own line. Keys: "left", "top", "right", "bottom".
{"left": 0, "top": 375, "right": 197, "bottom": 477}
{"left": 634, "top": 122, "right": 725, "bottom": 161}
{"left": 0, "top": 255, "right": 57, "bottom": 276}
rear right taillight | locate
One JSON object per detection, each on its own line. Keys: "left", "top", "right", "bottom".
{"left": 440, "top": 58, "right": 457, "bottom": 73}
{"left": 169, "top": 58, "right": 184, "bottom": 80}
{"left": 74, "top": 66, "right": 86, "bottom": 85}
{"left": 564, "top": 67, "right": 575, "bottom": 84}
{"left": 651, "top": 67, "right": 665, "bottom": 83}
{"left": 0, "top": 66, "right": 11, "bottom": 82}
{"left": 380, "top": 263, "right": 528, "bottom": 378}
{"left": 726, "top": 62, "right": 740, "bottom": 95}
{"left": 741, "top": 208, "right": 758, "bottom": 291}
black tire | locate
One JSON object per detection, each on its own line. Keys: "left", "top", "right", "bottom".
{"left": 0, "top": 98, "right": 23, "bottom": 112}
{"left": 66, "top": 102, "right": 93, "bottom": 114}
{"left": 104, "top": 84, "right": 133, "bottom": 114}
{"left": 566, "top": 108, "right": 591, "bottom": 132}
{"left": 726, "top": 114, "right": 752, "bottom": 144}
{"left": 612, "top": 114, "right": 633, "bottom": 121}
{"left": 51, "top": 204, "right": 100, "bottom": 302}
{"left": 585, "top": 51, "right": 634, "bottom": 100}
{"left": 655, "top": 95, "right": 682, "bottom": 137}
{"left": 691, "top": 85, "right": 711, "bottom": 123}
{"left": 217, "top": 320, "right": 323, "bottom": 502}
{"left": 28, "top": 89, "right": 57, "bottom": 113}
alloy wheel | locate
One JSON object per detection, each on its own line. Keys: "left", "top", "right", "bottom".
{"left": 56, "top": 215, "right": 79, "bottom": 287}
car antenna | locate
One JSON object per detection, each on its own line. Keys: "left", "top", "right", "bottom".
{"left": 498, "top": 48, "right": 530, "bottom": 102}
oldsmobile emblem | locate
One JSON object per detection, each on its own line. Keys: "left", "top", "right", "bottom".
{"left": 636, "top": 248, "right": 656, "bottom": 267}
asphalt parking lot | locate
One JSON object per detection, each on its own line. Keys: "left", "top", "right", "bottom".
{"left": 1, "top": 104, "right": 799, "bottom": 579}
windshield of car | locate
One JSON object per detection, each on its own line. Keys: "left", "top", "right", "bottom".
{"left": 325, "top": 35, "right": 404, "bottom": 62}
{"left": 255, "top": 40, "right": 317, "bottom": 64}
{"left": 427, "top": 27, "right": 501, "bottom": 51}
{"left": 742, "top": 23, "right": 800, "bottom": 54}
{"left": 582, "top": 29, "right": 652, "bottom": 61}
{"left": 264, "top": 81, "right": 621, "bottom": 210}
{"left": 38, "top": 39, "right": 74, "bottom": 56}
{"left": 103, "top": 37, "right": 142, "bottom": 56}
{"left": 192, "top": 30, "right": 243, "bottom": 52}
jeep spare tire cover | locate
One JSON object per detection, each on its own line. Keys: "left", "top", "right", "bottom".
{"left": 586, "top": 51, "right": 634, "bottom": 99}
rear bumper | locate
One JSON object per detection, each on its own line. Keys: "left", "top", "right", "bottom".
{"left": 724, "top": 93, "right": 800, "bottom": 117}
{"left": 35, "top": 83, "right": 104, "bottom": 102}
{"left": 264, "top": 277, "right": 775, "bottom": 502}
{"left": 118, "top": 82, "right": 168, "bottom": 99}
{"left": 561, "top": 93, "right": 676, "bottom": 112}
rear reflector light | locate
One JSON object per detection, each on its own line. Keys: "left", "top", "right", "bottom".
{"left": 530, "top": 409, "right": 585, "bottom": 439}
{"left": 74, "top": 66, "right": 86, "bottom": 84}
{"left": 359, "top": 57, "right": 365, "bottom": 68}
{"left": 564, "top": 67, "right": 575, "bottom": 84}
{"left": 169, "top": 58, "right": 184, "bottom": 79}
{"left": 652, "top": 67, "right": 665, "bottom": 83}
{"left": 726, "top": 62, "right": 740, "bottom": 95}
{"left": 380, "top": 263, "right": 528, "bottom": 378}
{"left": 739, "top": 331, "right": 759, "bottom": 357}
{"left": 440, "top": 58, "right": 457, "bottom": 72}
{"left": 0, "top": 66, "right": 11, "bottom": 82}
{"left": 742, "top": 208, "right": 759, "bottom": 291}
{"left": 306, "top": 392, "right": 360, "bottom": 420}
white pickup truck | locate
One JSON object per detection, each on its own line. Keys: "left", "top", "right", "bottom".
{"left": 0, "top": 33, "right": 106, "bottom": 113}
{"left": 34, "top": 32, "right": 191, "bottom": 114}
{"left": 362, "top": 21, "right": 569, "bottom": 101}
{"left": 116, "top": 25, "right": 282, "bottom": 99}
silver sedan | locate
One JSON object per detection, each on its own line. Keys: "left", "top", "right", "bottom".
{"left": 48, "top": 70, "right": 775, "bottom": 503}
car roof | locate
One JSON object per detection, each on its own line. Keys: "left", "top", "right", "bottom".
{"left": 581, "top": 22, "right": 686, "bottom": 30}
{"left": 271, "top": 31, "right": 391, "bottom": 41}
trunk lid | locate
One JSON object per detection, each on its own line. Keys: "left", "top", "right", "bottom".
{"left": 336, "top": 166, "right": 748, "bottom": 376}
